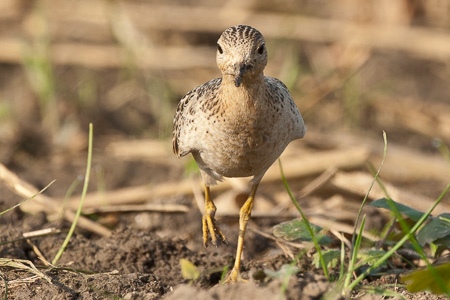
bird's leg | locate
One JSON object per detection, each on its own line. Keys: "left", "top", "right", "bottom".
{"left": 202, "top": 184, "right": 229, "bottom": 247}
{"left": 225, "top": 182, "right": 259, "bottom": 283}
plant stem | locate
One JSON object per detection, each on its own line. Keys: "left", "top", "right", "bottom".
{"left": 278, "top": 159, "right": 330, "bottom": 280}
{"left": 52, "top": 123, "right": 93, "bottom": 265}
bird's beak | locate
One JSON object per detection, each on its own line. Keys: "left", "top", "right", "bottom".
{"left": 234, "top": 64, "right": 247, "bottom": 87}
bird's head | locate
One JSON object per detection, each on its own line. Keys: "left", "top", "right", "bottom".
{"left": 216, "top": 25, "right": 268, "bottom": 87}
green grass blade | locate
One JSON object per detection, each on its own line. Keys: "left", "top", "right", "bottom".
{"left": 339, "top": 132, "right": 387, "bottom": 295}
{"left": 52, "top": 123, "right": 93, "bottom": 265}
{"left": 220, "top": 266, "right": 229, "bottom": 284}
{"left": 351, "top": 132, "right": 387, "bottom": 252}
{"left": 338, "top": 235, "right": 345, "bottom": 281}
{"left": 278, "top": 159, "right": 330, "bottom": 280}
{"left": 346, "top": 183, "right": 450, "bottom": 292}
{"left": 0, "top": 179, "right": 56, "bottom": 217}
{"left": 61, "top": 176, "right": 83, "bottom": 215}
{"left": 386, "top": 198, "right": 449, "bottom": 295}
{"left": 344, "top": 215, "right": 366, "bottom": 289}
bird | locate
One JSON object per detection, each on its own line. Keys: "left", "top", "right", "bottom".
{"left": 172, "top": 25, "right": 306, "bottom": 283}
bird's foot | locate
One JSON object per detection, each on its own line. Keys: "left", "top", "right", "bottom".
{"left": 202, "top": 214, "right": 229, "bottom": 247}
{"left": 224, "top": 267, "right": 247, "bottom": 284}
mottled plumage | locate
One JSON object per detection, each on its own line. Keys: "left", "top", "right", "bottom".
{"left": 172, "top": 25, "right": 305, "bottom": 282}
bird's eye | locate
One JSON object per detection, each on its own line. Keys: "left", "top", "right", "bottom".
{"left": 217, "top": 44, "right": 223, "bottom": 54}
{"left": 257, "top": 43, "right": 265, "bottom": 54}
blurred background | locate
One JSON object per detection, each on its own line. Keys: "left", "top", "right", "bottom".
{"left": 0, "top": 0, "right": 449, "bottom": 233}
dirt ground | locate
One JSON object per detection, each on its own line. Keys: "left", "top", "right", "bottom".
{"left": 0, "top": 132, "right": 447, "bottom": 300}
{"left": 0, "top": 198, "right": 446, "bottom": 300}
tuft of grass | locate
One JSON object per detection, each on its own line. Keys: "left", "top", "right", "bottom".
{"left": 278, "top": 159, "right": 330, "bottom": 280}
{"left": 275, "top": 131, "right": 448, "bottom": 297}
{"left": 0, "top": 258, "right": 52, "bottom": 291}
{"left": 0, "top": 175, "right": 55, "bottom": 299}
{"left": 345, "top": 183, "right": 450, "bottom": 294}
{"left": 52, "top": 123, "right": 94, "bottom": 265}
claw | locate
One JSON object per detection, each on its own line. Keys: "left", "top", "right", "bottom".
{"left": 202, "top": 185, "right": 229, "bottom": 247}
{"left": 202, "top": 212, "right": 229, "bottom": 247}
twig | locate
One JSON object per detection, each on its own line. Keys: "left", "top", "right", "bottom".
{"left": 309, "top": 216, "right": 378, "bottom": 242}
{"left": 273, "top": 166, "right": 338, "bottom": 213}
{"left": 82, "top": 203, "right": 189, "bottom": 214}
{"left": 22, "top": 228, "right": 61, "bottom": 238}
{"left": 25, "top": 239, "right": 51, "bottom": 267}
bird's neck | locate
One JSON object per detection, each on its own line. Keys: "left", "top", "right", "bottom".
{"left": 220, "top": 74, "right": 265, "bottom": 106}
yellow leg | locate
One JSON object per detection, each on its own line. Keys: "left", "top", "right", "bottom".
{"left": 225, "top": 182, "right": 260, "bottom": 283}
{"left": 202, "top": 185, "right": 229, "bottom": 247}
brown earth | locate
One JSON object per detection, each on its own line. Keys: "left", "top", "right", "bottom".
{"left": 0, "top": 148, "right": 446, "bottom": 300}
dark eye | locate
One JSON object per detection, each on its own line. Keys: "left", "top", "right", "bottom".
{"left": 257, "top": 43, "right": 265, "bottom": 54}
{"left": 217, "top": 44, "right": 223, "bottom": 54}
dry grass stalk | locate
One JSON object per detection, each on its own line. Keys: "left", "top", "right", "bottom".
{"left": 0, "top": 163, "right": 111, "bottom": 237}
{"left": 330, "top": 171, "right": 450, "bottom": 216}
{"left": 251, "top": 227, "right": 307, "bottom": 250}
{"left": 309, "top": 216, "right": 379, "bottom": 241}
{"left": 372, "top": 97, "right": 450, "bottom": 141}
{"left": 82, "top": 203, "right": 189, "bottom": 214}
{"left": 37, "top": 2, "right": 450, "bottom": 60}
{"left": 2, "top": 3, "right": 450, "bottom": 67}
{"left": 306, "top": 129, "right": 450, "bottom": 183}
{"left": 0, "top": 258, "right": 51, "bottom": 283}
{"left": 105, "top": 139, "right": 174, "bottom": 163}
{"left": 0, "top": 38, "right": 214, "bottom": 69}
{"left": 22, "top": 228, "right": 61, "bottom": 239}
{"left": 25, "top": 239, "right": 51, "bottom": 267}
{"left": 273, "top": 167, "right": 338, "bottom": 213}
{"left": 263, "top": 147, "right": 369, "bottom": 182}
{"left": 65, "top": 147, "right": 369, "bottom": 209}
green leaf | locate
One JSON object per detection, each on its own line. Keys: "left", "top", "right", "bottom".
{"left": 434, "top": 236, "right": 450, "bottom": 249}
{"left": 357, "top": 249, "right": 388, "bottom": 267}
{"left": 401, "top": 262, "right": 450, "bottom": 294}
{"left": 369, "top": 198, "right": 425, "bottom": 222}
{"left": 312, "top": 249, "right": 341, "bottom": 269}
{"left": 273, "top": 219, "right": 333, "bottom": 245}
{"left": 417, "top": 213, "right": 450, "bottom": 245}
{"left": 180, "top": 258, "right": 200, "bottom": 281}
{"left": 264, "top": 264, "right": 299, "bottom": 279}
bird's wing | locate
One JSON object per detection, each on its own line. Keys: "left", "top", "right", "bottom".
{"left": 172, "top": 78, "right": 222, "bottom": 157}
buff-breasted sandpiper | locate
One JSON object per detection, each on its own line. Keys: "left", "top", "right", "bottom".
{"left": 172, "top": 25, "right": 306, "bottom": 283}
